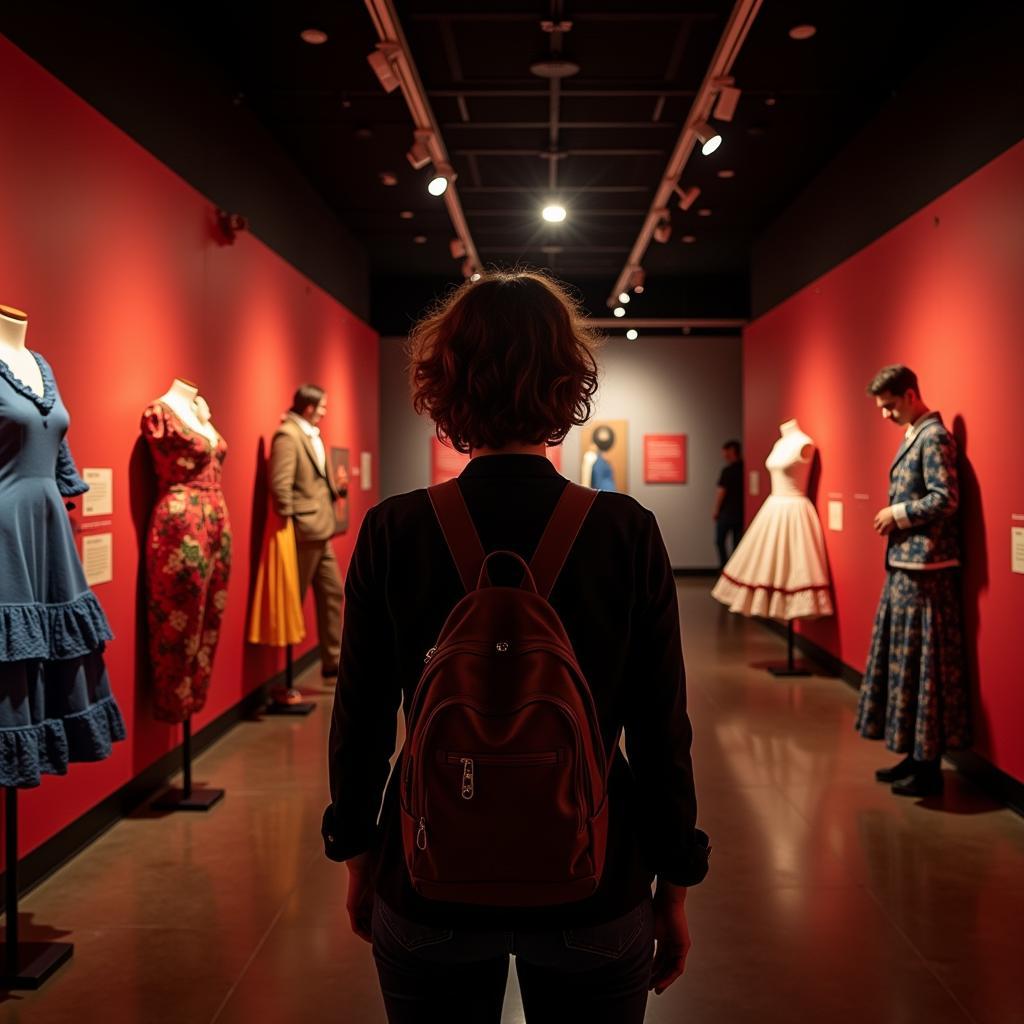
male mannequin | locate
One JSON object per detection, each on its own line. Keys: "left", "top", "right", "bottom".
{"left": 856, "top": 364, "right": 968, "bottom": 796}
{"left": 270, "top": 384, "right": 349, "bottom": 678}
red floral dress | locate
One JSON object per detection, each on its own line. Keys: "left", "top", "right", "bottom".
{"left": 141, "top": 402, "right": 231, "bottom": 723}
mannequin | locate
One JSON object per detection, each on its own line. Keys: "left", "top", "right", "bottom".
{"left": 155, "top": 377, "right": 220, "bottom": 447}
{"left": 711, "top": 416, "right": 832, "bottom": 622}
{"left": 0, "top": 305, "right": 44, "bottom": 397}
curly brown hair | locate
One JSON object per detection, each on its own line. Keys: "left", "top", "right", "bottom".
{"left": 408, "top": 269, "right": 601, "bottom": 454}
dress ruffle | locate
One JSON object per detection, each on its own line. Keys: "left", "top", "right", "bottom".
{"left": 0, "top": 695, "right": 126, "bottom": 788}
{"left": 0, "top": 591, "right": 114, "bottom": 661}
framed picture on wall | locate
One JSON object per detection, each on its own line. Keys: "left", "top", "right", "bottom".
{"left": 580, "top": 420, "right": 628, "bottom": 493}
{"left": 331, "top": 447, "right": 350, "bottom": 533}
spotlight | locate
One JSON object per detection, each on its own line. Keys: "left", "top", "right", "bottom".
{"left": 428, "top": 165, "right": 455, "bottom": 197}
{"left": 693, "top": 120, "right": 722, "bottom": 156}
{"left": 367, "top": 44, "right": 401, "bottom": 93}
{"left": 675, "top": 185, "right": 701, "bottom": 211}
{"left": 470, "top": 272, "right": 482, "bottom": 282}
{"left": 712, "top": 77, "right": 742, "bottom": 123}
{"left": 542, "top": 203, "right": 567, "bottom": 223}
{"left": 629, "top": 267, "right": 646, "bottom": 293}
{"left": 653, "top": 222, "right": 672, "bottom": 244}
{"left": 613, "top": 306, "right": 626, "bottom": 318}
{"left": 618, "top": 292, "right": 630, "bottom": 304}
{"left": 406, "top": 130, "right": 432, "bottom": 171}
{"left": 449, "top": 238, "right": 467, "bottom": 260}
{"left": 378, "top": 171, "right": 398, "bottom": 187}
{"left": 626, "top": 329, "right": 638, "bottom": 341}
{"left": 301, "top": 28, "right": 328, "bottom": 45}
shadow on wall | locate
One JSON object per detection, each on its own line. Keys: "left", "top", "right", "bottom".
{"left": 953, "top": 414, "right": 988, "bottom": 753}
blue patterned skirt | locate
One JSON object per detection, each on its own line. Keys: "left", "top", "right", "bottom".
{"left": 856, "top": 568, "right": 970, "bottom": 761}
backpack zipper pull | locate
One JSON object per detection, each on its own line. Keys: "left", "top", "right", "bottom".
{"left": 416, "top": 817, "right": 428, "bottom": 850}
{"left": 460, "top": 758, "right": 474, "bottom": 800}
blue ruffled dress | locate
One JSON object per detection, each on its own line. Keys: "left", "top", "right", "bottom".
{"left": 0, "top": 351, "right": 126, "bottom": 787}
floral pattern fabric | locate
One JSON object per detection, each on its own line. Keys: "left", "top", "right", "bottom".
{"left": 142, "top": 402, "right": 231, "bottom": 724}
{"left": 856, "top": 568, "right": 970, "bottom": 761}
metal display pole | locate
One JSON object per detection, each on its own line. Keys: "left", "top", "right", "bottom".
{"left": 766, "top": 620, "right": 812, "bottom": 678}
{"left": 264, "top": 643, "right": 316, "bottom": 716}
{"left": 152, "top": 718, "right": 224, "bottom": 811}
{"left": 0, "top": 788, "right": 73, "bottom": 988}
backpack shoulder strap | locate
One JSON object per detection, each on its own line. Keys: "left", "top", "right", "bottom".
{"left": 529, "top": 483, "right": 598, "bottom": 600}
{"left": 428, "top": 480, "right": 486, "bottom": 593}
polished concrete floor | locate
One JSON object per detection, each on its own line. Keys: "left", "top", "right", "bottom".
{"left": 3, "top": 580, "right": 1022, "bottom": 1022}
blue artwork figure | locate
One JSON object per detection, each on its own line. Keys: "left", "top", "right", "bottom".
{"left": 589, "top": 425, "right": 617, "bottom": 492}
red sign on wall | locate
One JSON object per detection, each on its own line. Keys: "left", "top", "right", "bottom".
{"left": 644, "top": 434, "right": 687, "bottom": 484}
{"left": 431, "top": 436, "right": 471, "bottom": 484}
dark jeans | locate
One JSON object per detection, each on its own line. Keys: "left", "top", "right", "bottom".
{"left": 371, "top": 897, "right": 654, "bottom": 1024}
{"left": 715, "top": 518, "right": 743, "bottom": 569}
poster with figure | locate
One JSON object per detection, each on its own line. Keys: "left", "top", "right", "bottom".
{"left": 330, "top": 447, "right": 350, "bottom": 533}
{"left": 580, "top": 420, "right": 629, "bottom": 494}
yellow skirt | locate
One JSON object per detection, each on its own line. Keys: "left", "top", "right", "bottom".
{"left": 247, "top": 512, "right": 305, "bottom": 646}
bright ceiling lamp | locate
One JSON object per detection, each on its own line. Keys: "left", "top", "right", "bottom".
{"left": 428, "top": 164, "right": 455, "bottom": 197}
{"left": 693, "top": 120, "right": 722, "bottom": 156}
{"left": 470, "top": 272, "right": 482, "bottom": 282}
{"left": 542, "top": 203, "right": 567, "bottom": 223}
{"left": 618, "top": 292, "right": 630, "bottom": 304}
{"left": 626, "top": 329, "right": 638, "bottom": 341}
{"left": 613, "top": 306, "right": 626, "bottom": 318}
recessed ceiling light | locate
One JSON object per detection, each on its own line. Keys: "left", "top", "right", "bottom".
{"left": 697, "top": 208, "right": 712, "bottom": 217}
{"left": 530, "top": 59, "right": 581, "bottom": 79}
{"left": 633, "top": 285, "right": 644, "bottom": 294}
{"left": 681, "top": 234, "right": 696, "bottom": 244}
{"left": 789, "top": 24, "right": 816, "bottom": 40}
{"left": 413, "top": 235, "right": 427, "bottom": 244}
{"left": 542, "top": 204, "right": 567, "bottom": 223}
{"left": 626, "top": 329, "right": 638, "bottom": 341}
{"left": 399, "top": 210, "right": 414, "bottom": 220}
{"left": 379, "top": 171, "right": 398, "bottom": 187}
{"left": 613, "top": 306, "right": 626, "bottom": 318}
{"left": 470, "top": 272, "right": 481, "bottom": 282}
{"left": 618, "top": 292, "right": 630, "bottom": 304}
{"left": 764, "top": 97, "right": 777, "bottom": 107}
{"left": 354, "top": 126, "right": 373, "bottom": 141}
{"left": 301, "top": 28, "right": 328, "bottom": 45}
{"left": 717, "top": 169, "right": 735, "bottom": 179}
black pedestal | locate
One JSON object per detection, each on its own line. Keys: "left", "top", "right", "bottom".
{"left": 0, "top": 941, "right": 73, "bottom": 989}
{"left": 264, "top": 698, "right": 316, "bottom": 716}
{"left": 151, "top": 786, "right": 225, "bottom": 811}
{"left": 763, "top": 620, "right": 813, "bottom": 677}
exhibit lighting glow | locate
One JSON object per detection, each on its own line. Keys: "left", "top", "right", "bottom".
{"left": 542, "top": 204, "right": 567, "bottom": 223}
{"left": 626, "top": 329, "right": 638, "bottom": 341}
{"left": 693, "top": 119, "right": 722, "bottom": 156}
{"left": 301, "top": 28, "right": 328, "bottom": 45}
{"left": 618, "top": 292, "right": 630, "bottom": 304}
{"left": 613, "top": 306, "right": 626, "bottom": 318}
{"left": 428, "top": 175, "right": 449, "bottom": 197}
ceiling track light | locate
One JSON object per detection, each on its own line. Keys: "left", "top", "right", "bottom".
{"left": 692, "top": 120, "right": 722, "bottom": 156}
{"left": 629, "top": 267, "right": 646, "bottom": 293}
{"left": 450, "top": 238, "right": 467, "bottom": 260}
{"left": 367, "top": 42, "right": 402, "bottom": 93}
{"left": 711, "top": 76, "right": 742, "bottom": 123}
{"left": 653, "top": 217, "right": 672, "bottom": 244}
{"left": 674, "top": 184, "right": 701, "bottom": 211}
{"left": 618, "top": 292, "right": 630, "bottom": 304}
{"left": 428, "top": 164, "right": 456, "bottom": 197}
{"left": 406, "top": 129, "right": 433, "bottom": 171}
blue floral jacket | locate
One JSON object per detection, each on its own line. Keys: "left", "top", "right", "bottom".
{"left": 886, "top": 413, "right": 960, "bottom": 569}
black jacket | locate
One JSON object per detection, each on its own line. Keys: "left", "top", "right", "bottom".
{"left": 323, "top": 454, "right": 709, "bottom": 928}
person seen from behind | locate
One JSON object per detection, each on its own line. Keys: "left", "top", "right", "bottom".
{"left": 323, "top": 269, "right": 710, "bottom": 1023}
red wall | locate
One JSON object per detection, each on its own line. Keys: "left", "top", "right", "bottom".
{"left": 0, "top": 37, "right": 379, "bottom": 858}
{"left": 744, "top": 139, "right": 1024, "bottom": 783}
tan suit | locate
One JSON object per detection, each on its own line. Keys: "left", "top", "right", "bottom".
{"left": 269, "top": 417, "right": 343, "bottom": 672}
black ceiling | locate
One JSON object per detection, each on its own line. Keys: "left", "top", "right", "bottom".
{"left": 35, "top": 2, "right": 967, "bottom": 319}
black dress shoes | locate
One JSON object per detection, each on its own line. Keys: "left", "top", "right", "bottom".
{"left": 891, "top": 769, "right": 944, "bottom": 797}
{"left": 875, "top": 756, "right": 916, "bottom": 783}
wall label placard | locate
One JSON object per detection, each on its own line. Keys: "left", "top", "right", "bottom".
{"left": 1012, "top": 527, "right": 1024, "bottom": 575}
{"left": 82, "top": 533, "right": 113, "bottom": 586}
{"left": 643, "top": 434, "right": 687, "bottom": 484}
{"left": 359, "top": 451, "right": 373, "bottom": 491}
{"left": 749, "top": 471, "right": 760, "bottom": 496}
{"left": 82, "top": 467, "right": 113, "bottom": 517}
{"left": 828, "top": 500, "right": 844, "bottom": 532}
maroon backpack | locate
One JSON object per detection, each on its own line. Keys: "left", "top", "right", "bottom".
{"left": 400, "top": 479, "right": 612, "bottom": 906}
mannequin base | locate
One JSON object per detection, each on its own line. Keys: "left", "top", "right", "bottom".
{"left": 765, "top": 662, "right": 814, "bottom": 678}
{"left": 151, "top": 787, "right": 225, "bottom": 812}
{"left": 0, "top": 941, "right": 73, "bottom": 988}
{"left": 265, "top": 688, "right": 316, "bottom": 716}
